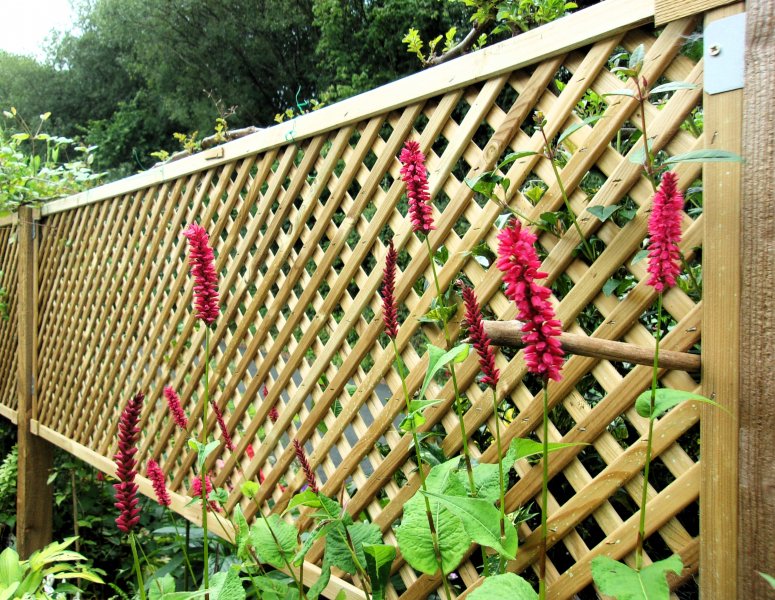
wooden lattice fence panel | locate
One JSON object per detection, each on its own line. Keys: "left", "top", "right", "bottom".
{"left": 0, "top": 215, "right": 18, "bottom": 421}
{"left": 1, "top": 1, "right": 714, "bottom": 597}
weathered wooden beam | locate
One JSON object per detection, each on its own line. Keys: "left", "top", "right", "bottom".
{"left": 483, "top": 320, "right": 701, "bottom": 372}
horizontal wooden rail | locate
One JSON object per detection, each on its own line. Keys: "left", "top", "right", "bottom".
{"left": 483, "top": 320, "right": 701, "bottom": 372}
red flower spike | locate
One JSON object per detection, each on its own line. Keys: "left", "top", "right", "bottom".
{"left": 114, "top": 392, "right": 144, "bottom": 533}
{"left": 496, "top": 220, "right": 564, "bottom": 382}
{"left": 646, "top": 171, "right": 684, "bottom": 293}
{"left": 192, "top": 474, "right": 221, "bottom": 512}
{"left": 147, "top": 458, "right": 171, "bottom": 508}
{"left": 459, "top": 282, "right": 500, "bottom": 388}
{"left": 210, "top": 400, "right": 235, "bottom": 452}
{"left": 399, "top": 141, "right": 435, "bottom": 235}
{"left": 182, "top": 223, "right": 220, "bottom": 326}
{"left": 246, "top": 443, "right": 255, "bottom": 460}
{"left": 293, "top": 439, "right": 319, "bottom": 493}
{"left": 380, "top": 240, "right": 399, "bottom": 339}
{"left": 163, "top": 386, "right": 188, "bottom": 430}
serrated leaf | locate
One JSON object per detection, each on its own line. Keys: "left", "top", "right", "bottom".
{"left": 419, "top": 344, "right": 469, "bottom": 402}
{"left": 468, "top": 573, "right": 538, "bottom": 600}
{"left": 422, "top": 490, "right": 517, "bottom": 559}
{"left": 662, "top": 149, "right": 744, "bottom": 165}
{"left": 325, "top": 521, "right": 382, "bottom": 575}
{"left": 591, "top": 554, "right": 682, "bottom": 600}
{"left": 497, "top": 151, "right": 537, "bottom": 170}
{"left": 649, "top": 81, "right": 697, "bottom": 95}
{"left": 557, "top": 115, "right": 603, "bottom": 145}
{"left": 250, "top": 515, "right": 298, "bottom": 570}
{"left": 363, "top": 544, "right": 396, "bottom": 600}
{"left": 587, "top": 205, "right": 620, "bottom": 222}
{"left": 635, "top": 388, "right": 720, "bottom": 421}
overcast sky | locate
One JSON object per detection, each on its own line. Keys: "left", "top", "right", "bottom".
{"left": 0, "top": 0, "right": 76, "bottom": 59}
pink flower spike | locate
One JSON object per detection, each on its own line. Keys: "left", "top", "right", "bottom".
{"left": 646, "top": 171, "right": 684, "bottom": 293}
{"left": 210, "top": 400, "right": 235, "bottom": 452}
{"left": 496, "top": 220, "right": 564, "bottom": 382}
{"left": 380, "top": 240, "right": 399, "bottom": 339}
{"left": 163, "top": 386, "right": 188, "bottom": 430}
{"left": 293, "top": 439, "right": 319, "bottom": 493}
{"left": 459, "top": 282, "right": 500, "bottom": 388}
{"left": 114, "top": 392, "right": 144, "bottom": 533}
{"left": 147, "top": 459, "right": 171, "bottom": 508}
{"left": 192, "top": 474, "right": 221, "bottom": 512}
{"left": 182, "top": 223, "right": 220, "bottom": 326}
{"left": 399, "top": 141, "right": 435, "bottom": 235}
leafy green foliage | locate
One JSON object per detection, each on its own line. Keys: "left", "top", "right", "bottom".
{"left": 363, "top": 545, "right": 396, "bottom": 600}
{"left": 0, "top": 446, "right": 16, "bottom": 536}
{"left": 591, "top": 555, "right": 683, "bottom": 600}
{"left": 634, "top": 388, "right": 720, "bottom": 421}
{"left": 250, "top": 516, "right": 297, "bottom": 570}
{"left": 467, "top": 573, "right": 538, "bottom": 599}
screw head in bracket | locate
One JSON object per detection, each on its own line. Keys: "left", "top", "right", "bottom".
{"left": 709, "top": 44, "right": 721, "bottom": 56}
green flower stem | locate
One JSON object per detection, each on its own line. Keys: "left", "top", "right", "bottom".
{"left": 202, "top": 327, "right": 210, "bottom": 591}
{"left": 636, "top": 293, "right": 663, "bottom": 570}
{"left": 392, "top": 338, "right": 452, "bottom": 600}
{"left": 491, "top": 386, "right": 507, "bottom": 575}
{"left": 166, "top": 508, "right": 197, "bottom": 586}
{"left": 538, "top": 382, "right": 550, "bottom": 600}
{"left": 129, "top": 533, "right": 147, "bottom": 600}
{"left": 635, "top": 79, "right": 658, "bottom": 194}
{"left": 540, "top": 127, "right": 596, "bottom": 261}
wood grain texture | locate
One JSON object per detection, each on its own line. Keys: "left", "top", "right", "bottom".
{"left": 739, "top": 0, "right": 775, "bottom": 596}
{"left": 655, "top": 0, "right": 737, "bottom": 25}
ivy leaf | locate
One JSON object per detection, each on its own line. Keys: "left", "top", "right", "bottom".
{"left": 591, "top": 555, "right": 683, "bottom": 600}
{"left": 250, "top": 515, "right": 298, "bottom": 570}
{"left": 325, "top": 521, "right": 383, "bottom": 575}
{"left": 649, "top": 81, "right": 697, "bottom": 95}
{"left": 635, "top": 388, "right": 721, "bottom": 421}
{"left": 587, "top": 205, "right": 619, "bottom": 222}
{"left": 419, "top": 344, "right": 469, "bottom": 402}
{"left": 662, "top": 149, "right": 744, "bottom": 165}
{"left": 422, "top": 490, "right": 517, "bottom": 559}
{"left": 468, "top": 573, "right": 538, "bottom": 600}
{"left": 363, "top": 545, "right": 396, "bottom": 600}
{"left": 557, "top": 115, "right": 604, "bottom": 145}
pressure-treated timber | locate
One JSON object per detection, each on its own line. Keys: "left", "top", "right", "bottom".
{"left": 483, "top": 320, "right": 701, "bottom": 372}
{"left": 15, "top": 206, "right": 54, "bottom": 559}
{"left": 739, "top": 1, "right": 775, "bottom": 596}
{"left": 655, "top": 0, "right": 738, "bottom": 25}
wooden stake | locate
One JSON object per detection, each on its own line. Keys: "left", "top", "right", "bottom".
{"left": 16, "top": 206, "right": 54, "bottom": 559}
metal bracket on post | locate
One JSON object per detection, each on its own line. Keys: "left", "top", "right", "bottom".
{"left": 705, "top": 12, "right": 746, "bottom": 95}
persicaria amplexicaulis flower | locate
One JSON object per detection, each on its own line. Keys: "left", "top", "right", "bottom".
{"left": 459, "top": 282, "right": 500, "bottom": 388}
{"left": 114, "top": 392, "right": 144, "bottom": 533}
{"left": 380, "top": 240, "right": 399, "bottom": 339}
{"left": 163, "top": 386, "right": 188, "bottom": 430}
{"left": 646, "top": 171, "right": 684, "bottom": 293}
{"left": 182, "top": 223, "right": 220, "bottom": 326}
{"left": 293, "top": 439, "right": 319, "bottom": 493}
{"left": 496, "top": 220, "right": 564, "bottom": 382}
{"left": 192, "top": 474, "right": 221, "bottom": 512}
{"left": 268, "top": 406, "right": 279, "bottom": 424}
{"left": 147, "top": 458, "right": 171, "bottom": 508}
{"left": 210, "top": 400, "right": 235, "bottom": 451}
{"left": 399, "top": 140, "right": 435, "bottom": 235}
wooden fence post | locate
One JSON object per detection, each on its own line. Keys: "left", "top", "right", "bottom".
{"left": 739, "top": 1, "right": 775, "bottom": 596}
{"left": 700, "top": 3, "right": 744, "bottom": 599}
{"left": 16, "top": 206, "right": 53, "bottom": 558}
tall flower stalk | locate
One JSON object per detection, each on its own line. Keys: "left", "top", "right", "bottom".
{"left": 399, "top": 140, "right": 478, "bottom": 503}
{"left": 114, "top": 392, "right": 146, "bottom": 600}
{"left": 636, "top": 171, "right": 683, "bottom": 569}
{"left": 381, "top": 240, "right": 451, "bottom": 600}
{"left": 182, "top": 222, "right": 220, "bottom": 590}
{"left": 497, "top": 219, "right": 564, "bottom": 599}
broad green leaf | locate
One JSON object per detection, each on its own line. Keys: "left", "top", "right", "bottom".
{"left": 0, "top": 548, "right": 21, "bottom": 588}
{"left": 395, "top": 492, "right": 469, "bottom": 575}
{"left": 419, "top": 344, "right": 469, "bottom": 402}
{"left": 422, "top": 491, "right": 517, "bottom": 559}
{"left": 635, "top": 388, "right": 720, "bottom": 420}
{"left": 199, "top": 440, "right": 220, "bottom": 467}
{"left": 408, "top": 399, "right": 443, "bottom": 415}
{"left": 149, "top": 574, "right": 176, "bottom": 600}
{"left": 233, "top": 504, "right": 250, "bottom": 560}
{"left": 284, "top": 490, "right": 321, "bottom": 513}
{"left": 363, "top": 544, "right": 396, "bottom": 600}
{"left": 425, "top": 456, "right": 465, "bottom": 497}
{"left": 51, "top": 570, "right": 104, "bottom": 583}
{"left": 497, "top": 151, "right": 537, "bottom": 170}
{"left": 662, "top": 149, "right": 744, "bottom": 165}
{"left": 209, "top": 569, "right": 246, "bottom": 600}
{"left": 240, "top": 481, "right": 259, "bottom": 500}
{"left": 250, "top": 515, "right": 298, "bottom": 570}
{"left": 591, "top": 554, "right": 683, "bottom": 600}
{"left": 557, "top": 115, "right": 603, "bottom": 145}
{"left": 468, "top": 573, "right": 538, "bottom": 600}
{"left": 464, "top": 172, "right": 504, "bottom": 198}
{"left": 325, "top": 521, "right": 382, "bottom": 575}
{"left": 468, "top": 461, "right": 503, "bottom": 503}
{"left": 649, "top": 81, "right": 697, "bottom": 95}
{"left": 254, "top": 575, "right": 292, "bottom": 599}
{"left": 306, "top": 556, "right": 330, "bottom": 600}
{"left": 504, "top": 438, "right": 587, "bottom": 467}
{"left": 587, "top": 205, "right": 619, "bottom": 222}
